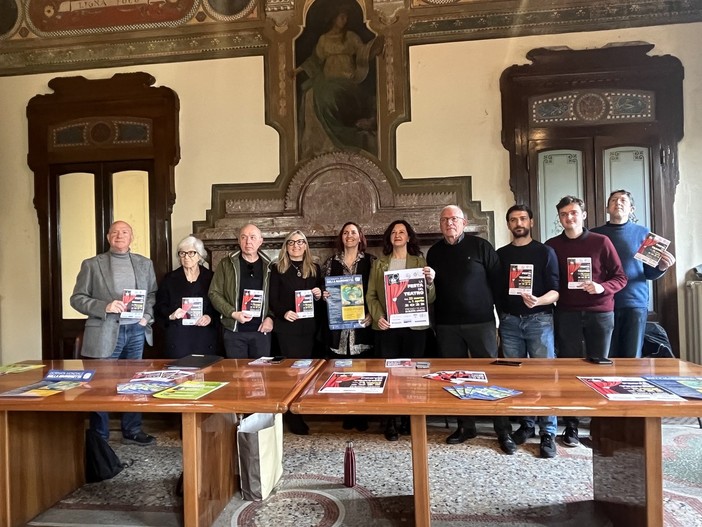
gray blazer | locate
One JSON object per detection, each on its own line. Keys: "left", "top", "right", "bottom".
{"left": 70, "top": 251, "right": 157, "bottom": 358}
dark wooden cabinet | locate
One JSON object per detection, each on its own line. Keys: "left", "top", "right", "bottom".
{"left": 27, "top": 72, "right": 180, "bottom": 359}
{"left": 501, "top": 43, "right": 684, "bottom": 353}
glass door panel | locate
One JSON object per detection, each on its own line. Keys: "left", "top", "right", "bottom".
{"left": 537, "top": 149, "right": 584, "bottom": 241}
{"left": 602, "top": 146, "right": 651, "bottom": 227}
{"left": 112, "top": 170, "right": 150, "bottom": 258}
{"left": 59, "top": 172, "right": 96, "bottom": 319}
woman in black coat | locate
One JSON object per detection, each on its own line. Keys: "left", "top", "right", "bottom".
{"left": 155, "top": 236, "right": 219, "bottom": 358}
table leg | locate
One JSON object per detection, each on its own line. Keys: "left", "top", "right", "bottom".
{"left": 410, "top": 415, "right": 431, "bottom": 527}
{"left": 591, "top": 416, "right": 663, "bottom": 527}
{"left": 0, "top": 411, "right": 84, "bottom": 527}
{"left": 181, "top": 413, "right": 238, "bottom": 527}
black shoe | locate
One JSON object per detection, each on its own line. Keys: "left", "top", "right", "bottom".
{"left": 342, "top": 417, "right": 354, "bottom": 430}
{"left": 540, "top": 433, "right": 557, "bottom": 458}
{"left": 122, "top": 431, "right": 156, "bottom": 446}
{"left": 399, "top": 416, "right": 411, "bottom": 436}
{"left": 511, "top": 424, "right": 536, "bottom": 445}
{"left": 355, "top": 418, "right": 369, "bottom": 432}
{"left": 446, "top": 426, "right": 477, "bottom": 445}
{"left": 384, "top": 421, "right": 399, "bottom": 442}
{"left": 498, "top": 434, "right": 517, "bottom": 455}
{"left": 286, "top": 414, "right": 309, "bottom": 435}
{"left": 561, "top": 426, "right": 580, "bottom": 447}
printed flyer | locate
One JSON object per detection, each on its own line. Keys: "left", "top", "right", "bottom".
{"left": 384, "top": 268, "right": 429, "bottom": 328}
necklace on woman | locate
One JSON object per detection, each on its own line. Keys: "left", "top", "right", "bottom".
{"left": 291, "top": 262, "right": 302, "bottom": 277}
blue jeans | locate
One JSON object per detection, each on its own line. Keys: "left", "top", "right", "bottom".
{"left": 90, "top": 324, "right": 145, "bottom": 439}
{"left": 499, "top": 312, "right": 557, "bottom": 435}
{"left": 610, "top": 307, "right": 647, "bottom": 358}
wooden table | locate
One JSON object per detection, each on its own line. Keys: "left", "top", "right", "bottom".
{"left": 0, "top": 358, "right": 324, "bottom": 527}
{"left": 290, "top": 358, "right": 702, "bottom": 527}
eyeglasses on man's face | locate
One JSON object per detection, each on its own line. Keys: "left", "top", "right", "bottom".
{"left": 440, "top": 216, "right": 464, "bottom": 225}
{"left": 178, "top": 250, "right": 198, "bottom": 258}
{"left": 286, "top": 239, "right": 306, "bottom": 247}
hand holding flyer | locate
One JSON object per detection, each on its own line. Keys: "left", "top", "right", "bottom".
{"left": 567, "top": 258, "right": 591, "bottom": 289}
{"left": 181, "top": 297, "right": 203, "bottom": 326}
{"left": 121, "top": 288, "right": 146, "bottom": 319}
{"left": 634, "top": 232, "right": 671, "bottom": 267}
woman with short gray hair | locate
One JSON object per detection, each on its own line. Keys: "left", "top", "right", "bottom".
{"left": 155, "top": 235, "right": 219, "bottom": 358}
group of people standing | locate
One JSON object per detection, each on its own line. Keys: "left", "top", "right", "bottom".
{"left": 69, "top": 189, "right": 674, "bottom": 459}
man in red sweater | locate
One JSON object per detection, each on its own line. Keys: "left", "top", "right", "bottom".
{"left": 545, "top": 196, "right": 627, "bottom": 447}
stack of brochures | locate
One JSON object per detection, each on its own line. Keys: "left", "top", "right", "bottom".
{"left": 443, "top": 385, "right": 522, "bottom": 400}
{"left": 0, "top": 369, "right": 95, "bottom": 397}
{"left": 643, "top": 376, "right": 702, "bottom": 399}
{"left": 423, "top": 370, "right": 488, "bottom": 383}
{"left": 116, "top": 369, "right": 195, "bottom": 395}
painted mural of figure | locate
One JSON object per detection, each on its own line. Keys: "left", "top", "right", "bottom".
{"left": 292, "top": 6, "right": 383, "bottom": 159}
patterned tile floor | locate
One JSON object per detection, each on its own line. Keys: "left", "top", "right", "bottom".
{"left": 29, "top": 417, "right": 702, "bottom": 527}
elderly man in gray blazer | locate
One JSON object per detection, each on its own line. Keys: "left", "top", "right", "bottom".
{"left": 71, "top": 220, "right": 157, "bottom": 446}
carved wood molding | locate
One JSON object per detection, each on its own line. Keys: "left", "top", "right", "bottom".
{"left": 193, "top": 151, "right": 494, "bottom": 266}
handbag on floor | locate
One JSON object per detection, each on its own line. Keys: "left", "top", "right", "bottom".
{"left": 237, "top": 413, "right": 283, "bottom": 501}
{"left": 85, "top": 429, "right": 129, "bottom": 483}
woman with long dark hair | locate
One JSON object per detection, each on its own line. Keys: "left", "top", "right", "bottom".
{"left": 366, "top": 220, "right": 435, "bottom": 440}
{"left": 322, "top": 221, "right": 376, "bottom": 431}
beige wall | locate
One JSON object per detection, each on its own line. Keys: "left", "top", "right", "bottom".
{"left": 1, "top": 23, "right": 700, "bottom": 363}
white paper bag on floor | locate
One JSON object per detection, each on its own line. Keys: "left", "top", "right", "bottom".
{"left": 237, "top": 413, "right": 283, "bottom": 501}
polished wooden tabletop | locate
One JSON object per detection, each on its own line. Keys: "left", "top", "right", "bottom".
{"left": 0, "top": 359, "right": 324, "bottom": 414}
{"left": 291, "top": 358, "right": 702, "bottom": 417}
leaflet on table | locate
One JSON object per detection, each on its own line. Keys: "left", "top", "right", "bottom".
{"left": 508, "top": 264, "right": 534, "bottom": 295}
{"left": 643, "top": 376, "right": 702, "bottom": 399}
{"left": 295, "top": 289, "right": 315, "bottom": 319}
{"left": 634, "top": 232, "right": 671, "bottom": 268}
{"left": 292, "top": 359, "right": 313, "bottom": 368}
{"left": 181, "top": 297, "right": 203, "bottom": 326}
{"left": 324, "top": 275, "right": 365, "bottom": 330}
{"left": 318, "top": 372, "right": 388, "bottom": 394}
{"left": 249, "top": 357, "right": 284, "bottom": 365}
{"left": 0, "top": 363, "right": 44, "bottom": 375}
{"left": 242, "top": 289, "right": 264, "bottom": 317}
{"left": 385, "top": 359, "right": 414, "bottom": 368}
{"left": 423, "top": 370, "right": 488, "bottom": 383}
{"left": 577, "top": 376, "right": 685, "bottom": 401}
{"left": 152, "top": 380, "right": 228, "bottom": 400}
{"left": 444, "top": 385, "right": 521, "bottom": 400}
{"left": 0, "top": 380, "right": 86, "bottom": 398}
{"left": 0, "top": 370, "right": 93, "bottom": 397}
{"left": 567, "top": 258, "right": 591, "bottom": 289}
{"left": 384, "top": 268, "right": 429, "bottom": 328}
{"left": 120, "top": 288, "right": 146, "bottom": 319}
{"left": 116, "top": 369, "right": 196, "bottom": 394}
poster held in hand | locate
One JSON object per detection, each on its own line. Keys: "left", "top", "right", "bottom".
{"left": 237, "top": 413, "right": 283, "bottom": 501}
{"left": 384, "top": 268, "right": 429, "bottom": 328}
{"left": 325, "top": 275, "right": 365, "bottom": 330}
